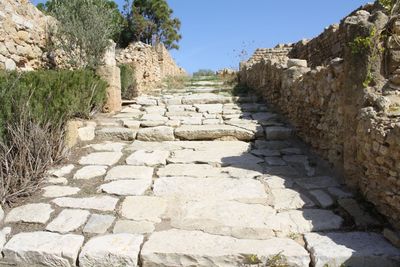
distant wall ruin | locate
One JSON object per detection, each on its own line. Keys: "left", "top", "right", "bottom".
{"left": 240, "top": 2, "right": 400, "bottom": 229}
{"left": 116, "top": 42, "right": 186, "bottom": 95}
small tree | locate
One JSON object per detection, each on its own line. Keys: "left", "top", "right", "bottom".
{"left": 121, "top": 0, "right": 182, "bottom": 50}
{"left": 47, "top": 0, "right": 122, "bottom": 69}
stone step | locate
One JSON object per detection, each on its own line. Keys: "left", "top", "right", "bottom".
{"left": 304, "top": 232, "right": 400, "bottom": 267}
{"left": 96, "top": 127, "right": 137, "bottom": 141}
{"left": 140, "top": 229, "right": 310, "bottom": 267}
{"left": 174, "top": 125, "right": 255, "bottom": 141}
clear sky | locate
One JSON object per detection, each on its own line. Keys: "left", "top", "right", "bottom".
{"left": 31, "top": 0, "right": 371, "bottom": 73}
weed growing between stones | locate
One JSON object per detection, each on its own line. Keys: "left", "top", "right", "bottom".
{"left": 0, "top": 109, "right": 66, "bottom": 205}
{"left": 240, "top": 252, "right": 289, "bottom": 267}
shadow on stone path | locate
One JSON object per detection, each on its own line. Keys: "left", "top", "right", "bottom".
{"left": 0, "top": 80, "right": 399, "bottom": 267}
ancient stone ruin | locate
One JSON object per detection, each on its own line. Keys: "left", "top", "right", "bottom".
{"left": 240, "top": 2, "right": 400, "bottom": 232}
{"left": 1, "top": 0, "right": 400, "bottom": 267}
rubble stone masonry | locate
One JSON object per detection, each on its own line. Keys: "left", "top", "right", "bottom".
{"left": 240, "top": 2, "right": 400, "bottom": 229}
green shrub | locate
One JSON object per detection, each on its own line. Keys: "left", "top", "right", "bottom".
{"left": 0, "top": 69, "right": 106, "bottom": 204}
{"left": 0, "top": 69, "right": 107, "bottom": 139}
{"left": 119, "top": 64, "right": 137, "bottom": 99}
{"left": 47, "top": 0, "right": 122, "bottom": 69}
{"left": 193, "top": 69, "right": 216, "bottom": 77}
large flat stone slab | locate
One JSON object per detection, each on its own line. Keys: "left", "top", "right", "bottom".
{"left": 48, "top": 164, "right": 75, "bottom": 178}
{"left": 157, "top": 164, "right": 224, "bottom": 178}
{"left": 99, "top": 179, "right": 152, "bottom": 196}
{"left": 52, "top": 196, "right": 119, "bottom": 211}
{"left": 113, "top": 220, "right": 155, "bottom": 234}
{"left": 120, "top": 196, "right": 167, "bottom": 223}
{"left": 181, "top": 93, "right": 232, "bottom": 104}
{"left": 46, "top": 209, "right": 90, "bottom": 234}
{"left": 126, "top": 150, "right": 170, "bottom": 166}
{"left": 83, "top": 214, "right": 115, "bottom": 234}
{"left": 79, "top": 152, "right": 123, "bottom": 166}
{"left": 171, "top": 200, "right": 276, "bottom": 239}
{"left": 265, "top": 209, "right": 343, "bottom": 236}
{"left": 105, "top": 165, "right": 154, "bottom": 181}
{"left": 304, "top": 232, "right": 400, "bottom": 267}
{"left": 88, "top": 141, "right": 127, "bottom": 152}
{"left": 137, "top": 126, "right": 175, "bottom": 141}
{"left": 175, "top": 125, "right": 254, "bottom": 141}
{"left": 79, "top": 234, "right": 143, "bottom": 267}
{"left": 3, "top": 231, "right": 84, "bottom": 267}
{"left": 74, "top": 165, "right": 108, "bottom": 180}
{"left": 42, "top": 185, "right": 80, "bottom": 198}
{"left": 96, "top": 127, "right": 136, "bottom": 141}
{"left": 141, "top": 229, "right": 310, "bottom": 267}
{"left": 154, "top": 177, "right": 267, "bottom": 203}
{"left": 270, "top": 188, "right": 314, "bottom": 211}
{"left": 168, "top": 147, "right": 258, "bottom": 166}
{"left": 5, "top": 203, "right": 53, "bottom": 224}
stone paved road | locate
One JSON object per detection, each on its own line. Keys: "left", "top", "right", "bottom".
{"left": 1, "top": 82, "right": 400, "bottom": 267}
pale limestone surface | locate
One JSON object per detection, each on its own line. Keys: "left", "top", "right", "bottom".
{"left": 304, "top": 232, "right": 400, "bottom": 267}
{"left": 141, "top": 229, "right": 310, "bottom": 267}
{"left": 42, "top": 185, "right": 80, "bottom": 198}
{"left": 3, "top": 232, "right": 84, "bottom": 267}
{"left": 46, "top": 209, "right": 90, "bottom": 234}
{"left": 79, "top": 234, "right": 143, "bottom": 267}
{"left": 120, "top": 196, "right": 167, "bottom": 223}
{"left": 153, "top": 177, "right": 268, "bottom": 203}
{"left": 5, "top": 203, "right": 53, "bottom": 224}
{"left": 79, "top": 152, "right": 123, "bottom": 166}
{"left": 83, "top": 214, "right": 115, "bottom": 234}
{"left": 105, "top": 165, "right": 154, "bottom": 181}
{"left": 99, "top": 179, "right": 152, "bottom": 196}
{"left": 52, "top": 196, "right": 119, "bottom": 211}
{"left": 126, "top": 150, "right": 170, "bottom": 166}
{"left": 113, "top": 220, "right": 155, "bottom": 234}
{"left": 74, "top": 165, "right": 108, "bottom": 180}
{"left": 171, "top": 200, "right": 276, "bottom": 239}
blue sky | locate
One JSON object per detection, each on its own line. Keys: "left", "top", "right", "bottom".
{"left": 31, "top": 0, "right": 371, "bottom": 73}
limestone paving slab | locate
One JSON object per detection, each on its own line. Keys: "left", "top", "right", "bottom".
{"left": 48, "top": 164, "right": 75, "bottom": 178}
{"left": 113, "top": 220, "right": 155, "bottom": 234}
{"left": 88, "top": 141, "right": 127, "bottom": 152}
{"left": 46, "top": 209, "right": 90, "bottom": 234}
{"left": 52, "top": 196, "right": 119, "bottom": 211}
{"left": 105, "top": 165, "right": 154, "bottom": 181}
{"left": 175, "top": 124, "right": 255, "bottom": 141}
{"left": 157, "top": 163, "right": 224, "bottom": 178}
{"left": 42, "top": 185, "right": 80, "bottom": 198}
{"left": 304, "top": 232, "right": 400, "bottom": 267}
{"left": 96, "top": 127, "right": 137, "bottom": 141}
{"left": 265, "top": 209, "right": 344, "bottom": 236}
{"left": 137, "top": 126, "right": 175, "bottom": 141}
{"left": 100, "top": 179, "right": 152, "bottom": 196}
{"left": 5, "top": 203, "right": 53, "bottom": 224}
{"left": 79, "top": 234, "right": 144, "bottom": 267}
{"left": 3, "top": 231, "right": 84, "bottom": 267}
{"left": 73, "top": 165, "right": 108, "bottom": 180}
{"left": 153, "top": 177, "right": 268, "bottom": 203}
{"left": 171, "top": 200, "right": 276, "bottom": 239}
{"left": 83, "top": 214, "right": 115, "bottom": 234}
{"left": 126, "top": 150, "right": 170, "bottom": 166}
{"left": 141, "top": 229, "right": 310, "bottom": 267}
{"left": 79, "top": 152, "right": 123, "bottom": 166}
{"left": 270, "top": 188, "right": 315, "bottom": 211}
{"left": 0, "top": 227, "right": 11, "bottom": 251}
{"left": 120, "top": 196, "right": 168, "bottom": 223}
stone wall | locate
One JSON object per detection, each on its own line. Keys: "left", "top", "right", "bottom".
{"left": 116, "top": 42, "right": 186, "bottom": 95}
{"left": 240, "top": 2, "right": 400, "bottom": 229}
{"left": 0, "top": 0, "right": 50, "bottom": 71}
